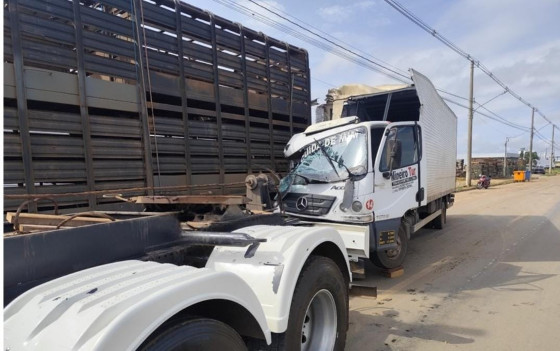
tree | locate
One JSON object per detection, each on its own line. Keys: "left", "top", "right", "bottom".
{"left": 520, "top": 151, "right": 539, "bottom": 167}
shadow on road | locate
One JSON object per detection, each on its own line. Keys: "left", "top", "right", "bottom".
{"left": 347, "top": 307, "right": 484, "bottom": 350}
{"left": 346, "top": 213, "right": 560, "bottom": 350}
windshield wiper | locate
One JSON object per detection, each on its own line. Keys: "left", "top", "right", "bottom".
{"left": 314, "top": 138, "right": 341, "bottom": 180}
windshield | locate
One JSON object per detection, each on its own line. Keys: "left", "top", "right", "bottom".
{"left": 292, "top": 127, "right": 368, "bottom": 183}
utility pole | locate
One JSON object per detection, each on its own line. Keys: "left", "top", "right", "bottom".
{"left": 503, "top": 137, "right": 510, "bottom": 178}
{"left": 551, "top": 126, "right": 555, "bottom": 174}
{"left": 466, "top": 60, "right": 474, "bottom": 186}
{"left": 529, "top": 107, "right": 535, "bottom": 171}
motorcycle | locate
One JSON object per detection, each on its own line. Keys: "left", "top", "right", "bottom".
{"left": 476, "top": 174, "right": 491, "bottom": 189}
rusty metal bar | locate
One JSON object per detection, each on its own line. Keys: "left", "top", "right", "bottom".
{"left": 264, "top": 36, "right": 275, "bottom": 168}
{"left": 238, "top": 24, "right": 252, "bottom": 174}
{"left": 8, "top": 0, "right": 37, "bottom": 212}
{"left": 287, "top": 43, "right": 294, "bottom": 136}
{"left": 174, "top": 0, "right": 192, "bottom": 193}
{"left": 72, "top": 0, "right": 96, "bottom": 209}
{"left": 131, "top": 0, "right": 155, "bottom": 194}
{"left": 207, "top": 12, "right": 225, "bottom": 191}
{"left": 132, "top": 195, "right": 248, "bottom": 205}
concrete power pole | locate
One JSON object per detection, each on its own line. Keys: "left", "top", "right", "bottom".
{"left": 466, "top": 60, "right": 474, "bottom": 186}
{"left": 503, "top": 137, "right": 510, "bottom": 178}
{"left": 551, "top": 126, "right": 555, "bottom": 174}
{"left": 529, "top": 107, "right": 535, "bottom": 171}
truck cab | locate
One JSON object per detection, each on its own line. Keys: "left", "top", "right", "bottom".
{"left": 281, "top": 70, "right": 457, "bottom": 269}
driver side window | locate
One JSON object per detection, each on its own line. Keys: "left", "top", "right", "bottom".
{"left": 379, "top": 126, "right": 419, "bottom": 172}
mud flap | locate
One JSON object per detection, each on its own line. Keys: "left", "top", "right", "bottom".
{"left": 369, "top": 218, "right": 400, "bottom": 253}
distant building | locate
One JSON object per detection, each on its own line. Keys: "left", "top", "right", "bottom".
{"left": 457, "top": 153, "right": 520, "bottom": 178}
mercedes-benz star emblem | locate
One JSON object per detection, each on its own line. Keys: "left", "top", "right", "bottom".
{"left": 296, "top": 196, "right": 308, "bottom": 211}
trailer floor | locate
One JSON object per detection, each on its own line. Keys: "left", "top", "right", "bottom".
{"left": 347, "top": 175, "right": 560, "bottom": 350}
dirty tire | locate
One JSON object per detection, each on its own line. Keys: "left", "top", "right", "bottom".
{"left": 139, "top": 317, "right": 247, "bottom": 351}
{"left": 371, "top": 224, "right": 408, "bottom": 270}
{"left": 431, "top": 206, "right": 447, "bottom": 230}
{"left": 275, "top": 256, "right": 348, "bottom": 351}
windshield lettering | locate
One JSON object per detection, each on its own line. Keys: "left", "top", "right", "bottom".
{"left": 302, "top": 130, "right": 360, "bottom": 159}
{"left": 292, "top": 127, "right": 368, "bottom": 183}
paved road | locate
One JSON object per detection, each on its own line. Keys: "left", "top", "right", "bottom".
{"left": 347, "top": 175, "right": 560, "bottom": 350}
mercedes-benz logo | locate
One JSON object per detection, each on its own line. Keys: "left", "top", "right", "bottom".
{"left": 296, "top": 196, "right": 308, "bottom": 211}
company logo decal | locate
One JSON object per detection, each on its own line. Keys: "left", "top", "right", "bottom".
{"left": 365, "top": 199, "right": 374, "bottom": 210}
{"left": 296, "top": 196, "right": 308, "bottom": 211}
{"left": 391, "top": 166, "right": 418, "bottom": 192}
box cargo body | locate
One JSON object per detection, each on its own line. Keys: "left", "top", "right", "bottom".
{"left": 342, "top": 70, "right": 457, "bottom": 204}
{"left": 3, "top": 0, "right": 311, "bottom": 212}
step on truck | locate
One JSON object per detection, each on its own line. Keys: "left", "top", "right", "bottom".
{"left": 280, "top": 69, "right": 457, "bottom": 270}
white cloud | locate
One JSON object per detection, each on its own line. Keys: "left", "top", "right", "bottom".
{"left": 318, "top": 1, "right": 379, "bottom": 23}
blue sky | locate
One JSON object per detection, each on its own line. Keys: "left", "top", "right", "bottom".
{"left": 186, "top": 0, "right": 560, "bottom": 161}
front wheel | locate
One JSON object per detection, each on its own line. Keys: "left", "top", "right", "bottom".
{"left": 371, "top": 224, "right": 408, "bottom": 269}
{"left": 277, "top": 256, "right": 348, "bottom": 351}
{"left": 139, "top": 317, "right": 247, "bottom": 351}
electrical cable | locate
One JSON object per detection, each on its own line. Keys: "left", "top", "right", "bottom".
{"left": 383, "top": 0, "right": 555, "bottom": 129}
{"left": 208, "top": 0, "right": 553, "bottom": 142}
{"left": 211, "top": 0, "right": 411, "bottom": 83}
{"left": 253, "top": 0, "right": 409, "bottom": 78}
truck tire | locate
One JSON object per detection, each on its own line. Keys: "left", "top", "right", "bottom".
{"left": 371, "top": 224, "right": 408, "bottom": 270}
{"left": 139, "top": 317, "right": 247, "bottom": 351}
{"left": 431, "top": 206, "right": 446, "bottom": 230}
{"left": 276, "top": 256, "right": 348, "bottom": 351}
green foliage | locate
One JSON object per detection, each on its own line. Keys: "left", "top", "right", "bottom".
{"left": 519, "top": 151, "right": 539, "bottom": 166}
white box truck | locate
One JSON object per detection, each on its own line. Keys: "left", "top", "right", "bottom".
{"left": 280, "top": 69, "right": 457, "bottom": 269}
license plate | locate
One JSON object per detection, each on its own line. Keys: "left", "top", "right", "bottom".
{"left": 379, "top": 230, "right": 396, "bottom": 246}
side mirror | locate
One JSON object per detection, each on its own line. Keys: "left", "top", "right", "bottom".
{"left": 339, "top": 178, "right": 354, "bottom": 211}
{"left": 387, "top": 140, "right": 402, "bottom": 173}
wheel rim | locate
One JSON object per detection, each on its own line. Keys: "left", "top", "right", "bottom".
{"left": 300, "top": 289, "right": 337, "bottom": 351}
{"left": 385, "top": 231, "right": 402, "bottom": 259}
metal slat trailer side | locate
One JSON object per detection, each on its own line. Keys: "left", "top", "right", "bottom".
{"left": 3, "top": 0, "right": 311, "bottom": 212}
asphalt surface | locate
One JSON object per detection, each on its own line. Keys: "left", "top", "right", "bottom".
{"left": 347, "top": 175, "right": 560, "bottom": 350}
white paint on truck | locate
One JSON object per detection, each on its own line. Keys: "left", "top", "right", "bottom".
{"left": 3, "top": 225, "right": 350, "bottom": 350}
{"left": 4, "top": 260, "right": 271, "bottom": 350}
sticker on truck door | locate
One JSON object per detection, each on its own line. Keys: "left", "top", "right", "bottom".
{"left": 391, "top": 166, "right": 417, "bottom": 193}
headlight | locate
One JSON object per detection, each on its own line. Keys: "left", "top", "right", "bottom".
{"left": 351, "top": 201, "right": 362, "bottom": 212}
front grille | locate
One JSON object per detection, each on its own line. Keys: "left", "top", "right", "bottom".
{"left": 283, "top": 193, "right": 336, "bottom": 216}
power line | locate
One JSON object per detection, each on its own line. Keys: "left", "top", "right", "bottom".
{"left": 211, "top": 0, "right": 411, "bottom": 84}
{"left": 251, "top": 0, "right": 409, "bottom": 78}
{"left": 477, "top": 105, "right": 529, "bottom": 131}
{"left": 207, "top": 0, "right": 554, "bottom": 144}
{"left": 443, "top": 97, "right": 530, "bottom": 132}
{"left": 245, "top": 0, "right": 411, "bottom": 81}
{"left": 383, "top": 0, "right": 555, "bottom": 128}
{"left": 437, "top": 88, "right": 470, "bottom": 101}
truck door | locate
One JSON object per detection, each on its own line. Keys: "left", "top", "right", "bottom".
{"left": 373, "top": 123, "right": 421, "bottom": 221}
